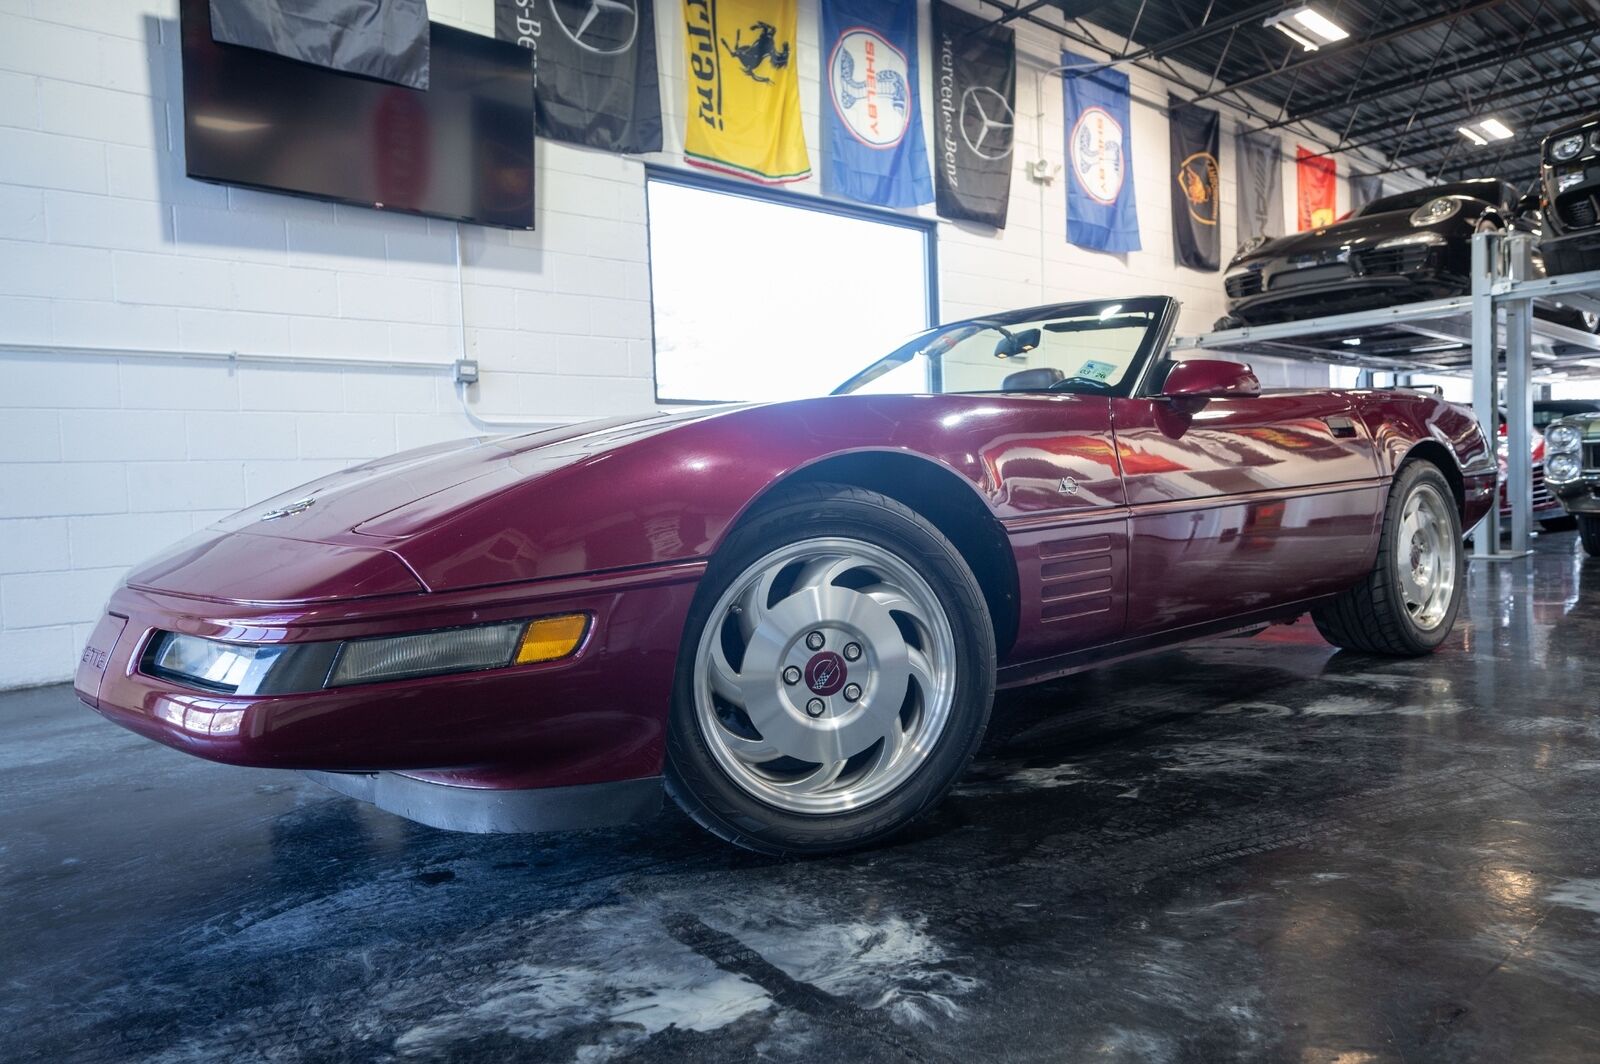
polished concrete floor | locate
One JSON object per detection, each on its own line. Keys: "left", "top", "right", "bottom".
{"left": 4, "top": 534, "right": 1599, "bottom": 1063}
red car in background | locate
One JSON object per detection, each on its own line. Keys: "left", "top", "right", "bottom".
{"left": 75, "top": 297, "right": 1496, "bottom": 854}
{"left": 1496, "top": 420, "right": 1570, "bottom": 529}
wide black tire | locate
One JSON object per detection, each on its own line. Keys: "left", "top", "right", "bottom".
{"left": 1581, "top": 514, "right": 1600, "bottom": 557}
{"left": 1312, "top": 461, "right": 1465, "bottom": 656}
{"left": 664, "top": 483, "right": 996, "bottom": 855}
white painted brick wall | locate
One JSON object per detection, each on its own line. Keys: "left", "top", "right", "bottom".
{"left": 0, "top": 0, "right": 1408, "bottom": 688}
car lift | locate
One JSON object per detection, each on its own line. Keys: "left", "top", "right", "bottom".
{"left": 1172, "top": 231, "right": 1600, "bottom": 562}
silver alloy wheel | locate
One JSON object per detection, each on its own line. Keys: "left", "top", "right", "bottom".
{"left": 1396, "top": 482, "right": 1457, "bottom": 631}
{"left": 692, "top": 536, "right": 957, "bottom": 814}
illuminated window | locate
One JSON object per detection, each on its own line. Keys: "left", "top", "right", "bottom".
{"left": 645, "top": 172, "right": 936, "bottom": 404}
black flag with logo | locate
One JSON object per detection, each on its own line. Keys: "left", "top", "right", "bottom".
{"left": 210, "top": 0, "right": 430, "bottom": 89}
{"left": 496, "top": 0, "right": 663, "bottom": 154}
{"left": 931, "top": 1, "right": 1014, "bottom": 229}
{"left": 1168, "top": 95, "right": 1220, "bottom": 271}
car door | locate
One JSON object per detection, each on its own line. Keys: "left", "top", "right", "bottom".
{"left": 1112, "top": 380, "right": 1384, "bottom": 636}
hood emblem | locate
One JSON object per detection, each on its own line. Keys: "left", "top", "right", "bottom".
{"left": 259, "top": 497, "right": 316, "bottom": 521}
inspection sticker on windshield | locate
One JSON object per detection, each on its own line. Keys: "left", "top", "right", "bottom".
{"left": 1075, "top": 359, "right": 1118, "bottom": 382}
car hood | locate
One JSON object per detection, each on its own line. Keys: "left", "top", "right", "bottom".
{"left": 1230, "top": 208, "right": 1449, "bottom": 266}
{"left": 124, "top": 407, "right": 747, "bottom": 601}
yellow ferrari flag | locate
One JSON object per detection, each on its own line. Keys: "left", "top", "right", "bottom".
{"left": 683, "top": 0, "right": 810, "bottom": 183}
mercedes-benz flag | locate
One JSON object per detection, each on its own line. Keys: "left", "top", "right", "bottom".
{"left": 1168, "top": 94, "right": 1219, "bottom": 271}
{"left": 931, "top": 1, "right": 1015, "bottom": 229}
{"left": 496, "top": 0, "right": 663, "bottom": 154}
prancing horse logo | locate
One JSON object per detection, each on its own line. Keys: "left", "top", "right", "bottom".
{"left": 549, "top": 0, "right": 638, "bottom": 56}
{"left": 722, "top": 21, "right": 791, "bottom": 83}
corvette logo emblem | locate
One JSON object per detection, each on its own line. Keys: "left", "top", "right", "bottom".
{"left": 804, "top": 651, "right": 848, "bottom": 696}
{"left": 259, "top": 497, "right": 316, "bottom": 521}
{"left": 959, "top": 85, "right": 1013, "bottom": 160}
{"left": 549, "top": 0, "right": 638, "bottom": 56}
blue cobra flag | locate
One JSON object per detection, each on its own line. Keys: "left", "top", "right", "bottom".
{"left": 1062, "top": 51, "right": 1141, "bottom": 252}
{"left": 820, "top": 0, "right": 934, "bottom": 208}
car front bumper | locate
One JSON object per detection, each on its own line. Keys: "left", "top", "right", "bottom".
{"left": 1554, "top": 480, "right": 1600, "bottom": 515}
{"left": 75, "top": 562, "right": 705, "bottom": 827}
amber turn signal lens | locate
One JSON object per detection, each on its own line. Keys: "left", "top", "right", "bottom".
{"left": 515, "top": 613, "right": 590, "bottom": 664}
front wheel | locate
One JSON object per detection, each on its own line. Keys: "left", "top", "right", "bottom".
{"left": 1581, "top": 514, "right": 1600, "bottom": 557}
{"left": 664, "top": 483, "right": 995, "bottom": 855}
{"left": 1313, "top": 461, "right": 1464, "bottom": 655}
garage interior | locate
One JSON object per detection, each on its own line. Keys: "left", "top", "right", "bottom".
{"left": 4, "top": 0, "right": 1600, "bottom": 1061}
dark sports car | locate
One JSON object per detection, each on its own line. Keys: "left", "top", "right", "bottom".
{"left": 1539, "top": 113, "right": 1600, "bottom": 276}
{"left": 1220, "top": 178, "right": 1594, "bottom": 332}
{"left": 76, "top": 296, "right": 1495, "bottom": 854}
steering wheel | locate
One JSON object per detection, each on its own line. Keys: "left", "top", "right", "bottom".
{"left": 1048, "top": 375, "right": 1114, "bottom": 394}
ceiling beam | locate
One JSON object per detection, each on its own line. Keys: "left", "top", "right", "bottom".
{"left": 1242, "top": 23, "right": 1588, "bottom": 134}
{"left": 1188, "top": 0, "right": 1510, "bottom": 104}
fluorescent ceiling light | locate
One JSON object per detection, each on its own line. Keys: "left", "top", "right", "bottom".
{"left": 1411, "top": 341, "right": 1465, "bottom": 353}
{"left": 1265, "top": 5, "right": 1349, "bottom": 50}
{"left": 1342, "top": 337, "right": 1362, "bottom": 346}
{"left": 1292, "top": 7, "right": 1350, "bottom": 43}
{"left": 1457, "top": 126, "right": 1488, "bottom": 146}
{"left": 1478, "top": 117, "right": 1514, "bottom": 141}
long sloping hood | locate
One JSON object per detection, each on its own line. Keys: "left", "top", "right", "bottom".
{"left": 1235, "top": 209, "right": 1421, "bottom": 263}
{"left": 125, "top": 407, "right": 748, "bottom": 602}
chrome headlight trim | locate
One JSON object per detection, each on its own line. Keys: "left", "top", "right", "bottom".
{"left": 1546, "top": 422, "right": 1583, "bottom": 454}
{"left": 1408, "top": 197, "right": 1461, "bottom": 227}
{"left": 1551, "top": 133, "right": 1585, "bottom": 162}
{"left": 1546, "top": 452, "right": 1581, "bottom": 484}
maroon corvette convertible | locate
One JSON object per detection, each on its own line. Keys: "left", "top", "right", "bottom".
{"left": 77, "top": 296, "right": 1495, "bottom": 854}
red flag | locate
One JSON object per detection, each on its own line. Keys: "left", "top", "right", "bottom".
{"left": 1296, "top": 146, "right": 1336, "bottom": 231}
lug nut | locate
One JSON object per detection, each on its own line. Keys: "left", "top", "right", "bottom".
{"left": 805, "top": 631, "right": 825, "bottom": 651}
{"left": 805, "top": 698, "right": 826, "bottom": 717}
{"left": 782, "top": 666, "right": 801, "bottom": 685}
{"left": 843, "top": 642, "right": 862, "bottom": 662}
{"left": 843, "top": 683, "right": 862, "bottom": 702}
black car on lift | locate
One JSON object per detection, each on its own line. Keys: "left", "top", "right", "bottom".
{"left": 1217, "top": 178, "right": 1595, "bottom": 332}
{"left": 1539, "top": 115, "right": 1600, "bottom": 276}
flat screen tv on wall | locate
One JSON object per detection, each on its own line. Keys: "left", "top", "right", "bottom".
{"left": 178, "top": 0, "right": 534, "bottom": 230}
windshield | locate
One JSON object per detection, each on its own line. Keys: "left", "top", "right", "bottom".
{"left": 833, "top": 297, "right": 1170, "bottom": 398}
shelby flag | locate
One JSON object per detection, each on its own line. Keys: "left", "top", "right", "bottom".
{"left": 931, "top": 1, "right": 1015, "bottom": 228}
{"left": 495, "top": 0, "right": 663, "bottom": 154}
{"left": 820, "top": 0, "right": 933, "bottom": 207}
{"left": 682, "top": 0, "right": 810, "bottom": 183}
{"left": 1168, "top": 94, "right": 1220, "bottom": 270}
{"left": 1063, "top": 53, "right": 1140, "bottom": 252}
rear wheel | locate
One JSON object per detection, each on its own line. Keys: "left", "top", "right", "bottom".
{"left": 1581, "top": 515, "right": 1600, "bottom": 557}
{"left": 1313, "top": 461, "right": 1464, "bottom": 655}
{"left": 664, "top": 483, "right": 995, "bottom": 855}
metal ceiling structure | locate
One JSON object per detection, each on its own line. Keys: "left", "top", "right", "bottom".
{"left": 978, "top": 0, "right": 1600, "bottom": 195}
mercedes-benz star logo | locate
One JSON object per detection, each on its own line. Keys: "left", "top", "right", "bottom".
{"left": 259, "top": 497, "right": 315, "bottom": 521}
{"left": 549, "top": 0, "right": 638, "bottom": 56}
{"left": 959, "top": 85, "right": 1014, "bottom": 160}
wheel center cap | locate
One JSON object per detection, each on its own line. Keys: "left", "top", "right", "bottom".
{"left": 804, "top": 651, "right": 848, "bottom": 696}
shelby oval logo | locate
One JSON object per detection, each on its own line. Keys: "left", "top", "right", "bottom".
{"left": 828, "top": 28, "right": 912, "bottom": 148}
{"left": 1071, "top": 105, "right": 1125, "bottom": 206}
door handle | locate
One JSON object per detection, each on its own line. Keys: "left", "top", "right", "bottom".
{"left": 1323, "top": 415, "right": 1358, "bottom": 439}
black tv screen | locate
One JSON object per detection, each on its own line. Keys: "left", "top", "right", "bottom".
{"left": 179, "top": 0, "right": 534, "bottom": 229}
